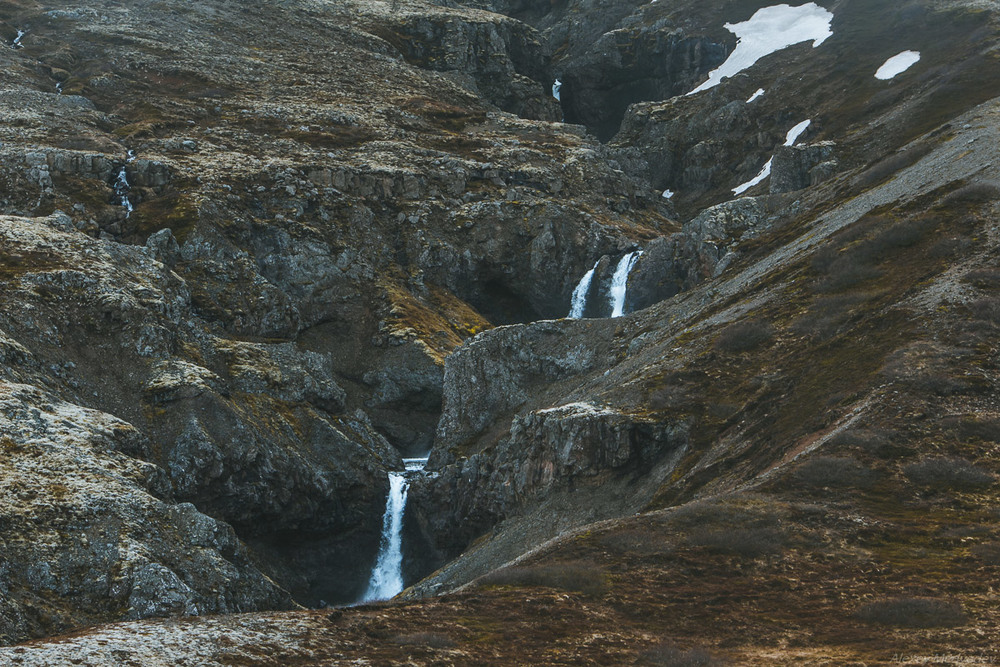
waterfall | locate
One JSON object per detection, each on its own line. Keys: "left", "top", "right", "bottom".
{"left": 11, "top": 29, "right": 25, "bottom": 49}
{"left": 113, "top": 151, "right": 136, "bottom": 217}
{"left": 360, "top": 457, "right": 428, "bottom": 602}
{"left": 608, "top": 251, "right": 642, "bottom": 318}
{"left": 568, "top": 260, "right": 599, "bottom": 319}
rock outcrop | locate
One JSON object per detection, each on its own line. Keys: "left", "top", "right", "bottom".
{"left": 0, "top": 212, "right": 402, "bottom": 607}
{"left": 364, "top": 5, "right": 560, "bottom": 121}
{"left": 0, "top": 382, "right": 295, "bottom": 643}
{"left": 770, "top": 141, "right": 838, "bottom": 193}
{"left": 559, "top": 29, "right": 727, "bottom": 141}
{"left": 414, "top": 317, "right": 690, "bottom": 558}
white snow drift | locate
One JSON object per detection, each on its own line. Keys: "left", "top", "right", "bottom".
{"left": 689, "top": 3, "right": 834, "bottom": 95}
{"left": 875, "top": 51, "right": 920, "bottom": 80}
{"left": 733, "top": 119, "right": 811, "bottom": 195}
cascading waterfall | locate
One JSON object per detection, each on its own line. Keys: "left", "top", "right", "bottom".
{"left": 360, "top": 456, "right": 428, "bottom": 602}
{"left": 113, "top": 151, "right": 136, "bottom": 217}
{"left": 567, "top": 260, "right": 600, "bottom": 319}
{"left": 608, "top": 250, "right": 643, "bottom": 318}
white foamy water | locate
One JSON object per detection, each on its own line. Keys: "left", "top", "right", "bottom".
{"left": 114, "top": 167, "right": 133, "bottom": 216}
{"left": 608, "top": 251, "right": 642, "bottom": 318}
{"left": 733, "top": 119, "right": 811, "bottom": 195}
{"left": 875, "top": 51, "right": 920, "bottom": 80}
{"left": 688, "top": 3, "right": 833, "bottom": 95}
{"left": 112, "top": 151, "right": 138, "bottom": 216}
{"left": 403, "top": 457, "right": 429, "bottom": 472}
{"left": 568, "top": 260, "right": 600, "bottom": 319}
{"left": 360, "top": 457, "right": 427, "bottom": 602}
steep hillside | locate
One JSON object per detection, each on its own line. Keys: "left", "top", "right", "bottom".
{"left": 1, "top": 0, "right": 999, "bottom": 664}
{"left": 0, "top": 0, "right": 665, "bottom": 637}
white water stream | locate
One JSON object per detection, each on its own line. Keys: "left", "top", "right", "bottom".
{"left": 360, "top": 457, "right": 428, "bottom": 602}
{"left": 608, "top": 251, "right": 642, "bottom": 318}
{"left": 568, "top": 260, "right": 600, "bottom": 319}
{"left": 113, "top": 151, "right": 136, "bottom": 217}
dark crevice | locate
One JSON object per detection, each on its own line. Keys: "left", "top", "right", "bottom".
{"left": 559, "top": 34, "right": 730, "bottom": 142}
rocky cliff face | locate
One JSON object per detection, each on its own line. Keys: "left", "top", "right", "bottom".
{"left": 361, "top": 4, "right": 560, "bottom": 121}
{"left": 3, "top": 0, "right": 1000, "bottom": 662}
{"left": 0, "top": 0, "right": 671, "bottom": 636}
{"left": 413, "top": 317, "right": 692, "bottom": 558}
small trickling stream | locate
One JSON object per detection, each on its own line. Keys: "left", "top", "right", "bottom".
{"left": 113, "top": 150, "right": 136, "bottom": 217}
{"left": 360, "top": 456, "right": 428, "bottom": 602}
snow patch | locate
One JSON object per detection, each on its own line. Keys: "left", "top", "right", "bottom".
{"left": 875, "top": 51, "right": 920, "bottom": 80}
{"left": 784, "top": 119, "right": 811, "bottom": 146}
{"left": 662, "top": 189, "right": 675, "bottom": 199}
{"left": 747, "top": 88, "right": 765, "bottom": 103}
{"left": 537, "top": 402, "right": 616, "bottom": 417}
{"left": 552, "top": 78, "right": 562, "bottom": 101}
{"left": 733, "top": 119, "right": 810, "bottom": 194}
{"left": 688, "top": 3, "right": 833, "bottom": 95}
{"left": 733, "top": 158, "right": 773, "bottom": 195}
